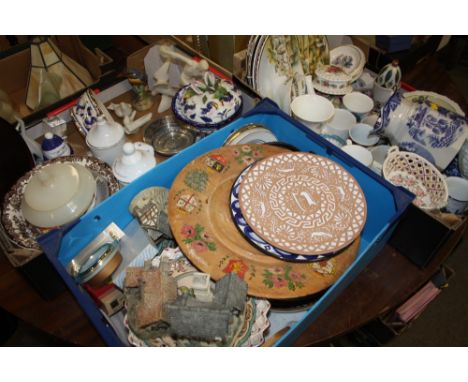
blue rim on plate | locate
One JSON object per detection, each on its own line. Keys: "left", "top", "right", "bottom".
{"left": 230, "top": 165, "right": 335, "bottom": 262}
{"left": 171, "top": 82, "right": 243, "bottom": 131}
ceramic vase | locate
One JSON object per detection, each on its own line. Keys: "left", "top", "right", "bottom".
{"left": 376, "top": 60, "right": 402, "bottom": 90}
{"left": 41, "top": 132, "right": 71, "bottom": 160}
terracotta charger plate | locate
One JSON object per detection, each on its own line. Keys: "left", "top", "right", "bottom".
{"left": 168, "top": 144, "right": 360, "bottom": 299}
{"left": 238, "top": 152, "right": 367, "bottom": 256}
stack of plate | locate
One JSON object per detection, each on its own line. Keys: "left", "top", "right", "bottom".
{"left": 168, "top": 145, "right": 367, "bottom": 300}
{"left": 329, "top": 44, "right": 366, "bottom": 83}
{"left": 234, "top": 152, "right": 367, "bottom": 262}
{"left": 245, "top": 36, "right": 329, "bottom": 113}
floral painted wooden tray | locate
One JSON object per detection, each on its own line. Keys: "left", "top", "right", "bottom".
{"left": 168, "top": 144, "right": 359, "bottom": 299}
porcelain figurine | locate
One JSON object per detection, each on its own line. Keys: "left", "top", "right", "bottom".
{"left": 108, "top": 102, "right": 133, "bottom": 119}
{"left": 123, "top": 111, "right": 153, "bottom": 135}
{"left": 127, "top": 68, "right": 154, "bottom": 111}
{"left": 376, "top": 59, "right": 402, "bottom": 90}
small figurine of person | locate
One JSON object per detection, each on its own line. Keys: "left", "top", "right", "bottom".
{"left": 127, "top": 68, "right": 154, "bottom": 111}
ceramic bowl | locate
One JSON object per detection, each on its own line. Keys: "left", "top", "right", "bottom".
{"left": 313, "top": 64, "right": 353, "bottom": 95}
{"left": 343, "top": 92, "right": 374, "bottom": 121}
{"left": 350, "top": 123, "right": 379, "bottom": 147}
{"left": 290, "top": 94, "right": 335, "bottom": 133}
{"left": 383, "top": 147, "right": 448, "bottom": 210}
{"left": 341, "top": 141, "right": 373, "bottom": 167}
{"left": 322, "top": 108, "right": 356, "bottom": 140}
{"left": 21, "top": 163, "right": 96, "bottom": 228}
{"left": 172, "top": 72, "right": 243, "bottom": 130}
{"left": 445, "top": 176, "right": 468, "bottom": 214}
{"left": 144, "top": 115, "right": 196, "bottom": 156}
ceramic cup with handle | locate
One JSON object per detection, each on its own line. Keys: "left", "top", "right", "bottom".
{"left": 290, "top": 94, "right": 335, "bottom": 134}
{"left": 322, "top": 108, "right": 356, "bottom": 140}
{"left": 343, "top": 92, "right": 374, "bottom": 122}
{"left": 445, "top": 176, "right": 468, "bottom": 215}
{"left": 373, "top": 82, "right": 395, "bottom": 107}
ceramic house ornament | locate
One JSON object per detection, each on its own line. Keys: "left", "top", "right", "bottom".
{"left": 376, "top": 59, "right": 402, "bottom": 90}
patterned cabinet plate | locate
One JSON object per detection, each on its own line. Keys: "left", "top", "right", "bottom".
{"left": 230, "top": 166, "right": 330, "bottom": 262}
{"left": 238, "top": 152, "right": 367, "bottom": 256}
{"left": 2, "top": 156, "right": 120, "bottom": 250}
{"left": 168, "top": 144, "right": 359, "bottom": 299}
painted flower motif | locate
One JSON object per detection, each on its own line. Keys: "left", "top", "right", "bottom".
{"left": 192, "top": 240, "right": 208, "bottom": 253}
{"left": 270, "top": 266, "right": 283, "bottom": 275}
{"left": 241, "top": 145, "right": 252, "bottom": 153}
{"left": 223, "top": 259, "right": 249, "bottom": 279}
{"left": 271, "top": 275, "right": 287, "bottom": 288}
{"left": 233, "top": 149, "right": 240, "bottom": 157}
{"left": 288, "top": 271, "right": 303, "bottom": 282}
{"left": 253, "top": 151, "right": 261, "bottom": 158}
{"left": 181, "top": 224, "right": 195, "bottom": 238}
{"left": 181, "top": 223, "right": 216, "bottom": 252}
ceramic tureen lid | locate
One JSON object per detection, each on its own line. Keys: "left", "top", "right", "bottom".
{"left": 86, "top": 115, "right": 125, "bottom": 149}
{"left": 21, "top": 163, "right": 96, "bottom": 228}
{"left": 24, "top": 163, "right": 80, "bottom": 211}
{"left": 113, "top": 142, "right": 156, "bottom": 184}
{"left": 315, "top": 64, "right": 352, "bottom": 83}
{"left": 172, "top": 72, "right": 242, "bottom": 128}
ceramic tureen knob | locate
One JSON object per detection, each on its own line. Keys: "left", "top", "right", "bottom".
{"left": 376, "top": 59, "right": 402, "bottom": 90}
{"left": 112, "top": 142, "right": 156, "bottom": 185}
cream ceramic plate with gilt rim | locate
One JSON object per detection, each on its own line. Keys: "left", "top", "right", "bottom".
{"left": 238, "top": 152, "right": 367, "bottom": 256}
{"left": 168, "top": 144, "right": 359, "bottom": 299}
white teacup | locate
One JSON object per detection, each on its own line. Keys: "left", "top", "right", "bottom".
{"left": 370, "top": 145, "right": 390, "bottom": 174}
{"left": 341, "top": 140, "right": 373, "bottom": 167}
{"left": 373, "top": 82, "right": 395, "bottom": 107}
{"left": 343, "top": 92, "right": 374, "bottom": 122}
{"left": 350, "top": 123, "right": 379, "bottom": 147}
{"left": 290, "top": 94, "right": 335, "bottom": 134}
{"left": 445, "top": 176, "right": 468, "bottom": 215}
{"left": 322, "top": 108, "right": 356, "bottom": 140}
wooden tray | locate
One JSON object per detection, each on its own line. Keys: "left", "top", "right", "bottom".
{"left": 168, "top": 144, "right": 359, "bottom": 299}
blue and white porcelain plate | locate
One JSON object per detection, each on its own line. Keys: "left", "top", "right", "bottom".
{"left": 230, "top": 166, "right": 330, "bottom": 262}
{"left": 172, "top": 73, "right": 243, "bottom": 130}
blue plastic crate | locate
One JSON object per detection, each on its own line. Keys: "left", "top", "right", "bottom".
{"left": 39, "top": 99, "right": 413, "bottom": 346}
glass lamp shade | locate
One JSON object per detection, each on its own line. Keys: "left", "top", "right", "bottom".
{"left": 26, "top": 37, "right": 94, "bottom": 111}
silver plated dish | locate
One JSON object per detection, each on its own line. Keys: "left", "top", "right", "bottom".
{"left": 143, "top": 116, "right": 197, "bottom": 156}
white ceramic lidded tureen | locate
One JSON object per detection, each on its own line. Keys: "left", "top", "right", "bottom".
{"left": 86, "top": 115, "right": 126, "bottom": 166}
{"left": 172, "top": 72, "right": 243, "bottom": 130}
{"left": 21, "top": 163, "right": 96, "bottom": 228}
{"left": 313, "top": 64, "right": 353, "bottom": 95}
{"left": 112, "top": 142, "right": 156, "bottom": 186}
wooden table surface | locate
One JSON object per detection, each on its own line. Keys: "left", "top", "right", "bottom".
{"left": 1, "top": 51, "right": 466, "bottom": 346}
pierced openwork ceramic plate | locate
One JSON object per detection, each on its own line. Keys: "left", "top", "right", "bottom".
{"left": 168, "top": 144, "right": 359, "bottom": 299}
{"left": 239, "top": 152, "right": 367, "bottom": 256}
{"left": 231, "top": 166, "right": 330, "bottom": 262}
{"left": 2, "top": 155, "right": 120, "bottom": 250}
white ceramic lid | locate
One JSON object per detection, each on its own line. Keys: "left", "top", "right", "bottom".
{"left": 86, "top": 115, "right": 125, "bottom": 149}
{"left": 112, "top": 142, "right": 156, "bottom": 184}
{"left": 24, "top": 163, "right": 79, "bottom": 211}
{"left": 21, "top": 164, "right": 96, "bottom": 228}
{"left": 315, "top": 64, "right": 352, "bottom": 82}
